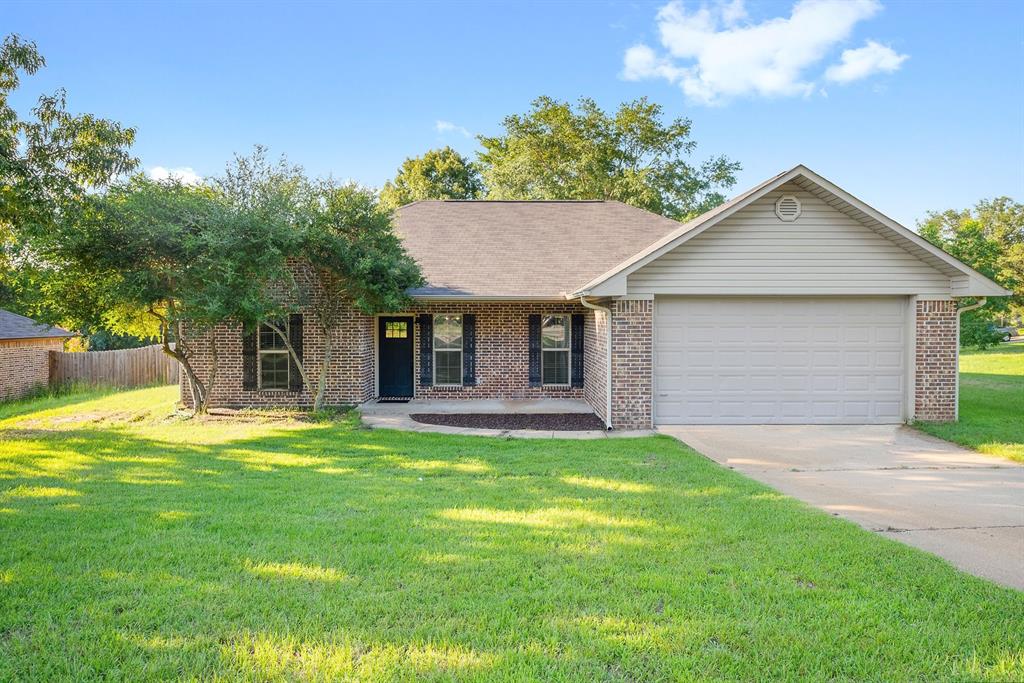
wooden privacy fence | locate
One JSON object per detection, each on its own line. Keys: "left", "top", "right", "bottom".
{"left": 50, "top": 344, "right": 179, "bottom": 388}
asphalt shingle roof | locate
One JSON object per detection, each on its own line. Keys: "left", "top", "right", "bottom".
{"left": 395, "top": 200, "right": 683, "bottom": 298}
{"left": 0, "top": 309, "right": 74, "bottom": 340}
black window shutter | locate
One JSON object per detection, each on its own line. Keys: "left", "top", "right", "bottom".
{"left": 288, "top": 314, "right": 304, "bottom": 392}
{"left": 528, "top": 314, "right": 541, "bottom": 387}
{"left": 242, "top": 326, "right": 257, "bottom": 390}
{"left": 571, "top": 313, "right": 584, "bottom": 388}
{"left": 418, "top": 314, "right": 433, "bottom": 387}
{"left": 462, "top": 314, "right": 476, "bottom": 385}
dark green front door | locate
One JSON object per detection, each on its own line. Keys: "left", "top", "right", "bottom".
{"left": 378, "top": 316, "right": 414, "bottom": 397}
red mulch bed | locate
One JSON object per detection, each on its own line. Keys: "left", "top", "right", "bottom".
{"left": 409, "top": 413, "right": 605, "bottom": 431}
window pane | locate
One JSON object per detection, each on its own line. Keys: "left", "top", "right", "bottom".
{"left": 259, "top": 321, "right": 288, "bottom": 350}
{"left": 385, "top": 321, "right": 407, "bottom": 339}
{"left": 434, "top": 315, "right": 462, "bottom": 350}
{"left": 542, "top": 315, "right": 569, "bottom": 349}
{"left": 435, "top": 349, "right": 462, "bottom": 385}
{"left": 260, "top": 352, "right": 289, "bottom": 389}
{"left": 543, "top": 349, "right": 569, "bottom": 385}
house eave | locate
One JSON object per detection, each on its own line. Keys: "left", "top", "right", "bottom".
{"left": 410, "top": 294, "right": 573, "bottom": 302}
{"left": 574, "top": 164, "right": 1010, "bottom": 299}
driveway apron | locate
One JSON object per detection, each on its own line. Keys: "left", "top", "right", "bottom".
{"left": 660, "top": 425, "right": 1024, "bottom": 590}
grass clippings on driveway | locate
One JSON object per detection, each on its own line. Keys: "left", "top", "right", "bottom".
{"left": 916, "top": 344, "right": 1024, "bottom": 462}
{"left": 1, "top": 386, "right": 1022, "bottom": 681}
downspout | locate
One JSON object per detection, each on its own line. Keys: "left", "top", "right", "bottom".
{"left": 579, "top": 295, "right": 613, "bottom": 430}
{"left": 954, "top": 297, "right": 987, "bottom": 421}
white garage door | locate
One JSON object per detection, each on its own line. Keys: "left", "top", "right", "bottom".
{"left": 654, "top": 297, "right": 908, "bottom": 424}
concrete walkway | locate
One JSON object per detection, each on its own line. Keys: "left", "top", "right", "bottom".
{"left": 660, "top": 424, "right": 1024, "bottom": 590}
{"left": 358, "top": 398, "right": 654, "bottom": 439}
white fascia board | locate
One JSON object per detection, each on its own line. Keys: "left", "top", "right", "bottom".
{"left": 964, "top": 274, "right": 1012, "bottom": 297}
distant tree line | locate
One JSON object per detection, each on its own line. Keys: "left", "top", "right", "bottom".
{"left": 2, "top": 30, "right": 1019, "bottom": 416}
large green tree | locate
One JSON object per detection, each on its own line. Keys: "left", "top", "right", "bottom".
{"left": 299, "top": 182, "right": 423, "bottom": 408}
{"left": 919, "top": 197, "right": 1022, "bottom": 348}
{"left": 218, "top": 149, "right": 422, "bottom": 410}
{"left": 51, "top": 172, "right": 300, "bottom": 412}
{"left": 477, "top": 96, "right": 739, "bottom": 220}
{"left": 379, "top": 146, "right": 483, "bottom": 210}
{"left": 1, "top": 34, "right": 137, "bottom": 318}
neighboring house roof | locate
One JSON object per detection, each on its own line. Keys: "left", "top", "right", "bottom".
{"left": 573, "top": 165, "right": 1011, "bottom": 299}
{"left": 395, "top": 200, "right": 682, "bottom": 298}
{"left": 0, "top": 309, "right": 74, "bottom": 341}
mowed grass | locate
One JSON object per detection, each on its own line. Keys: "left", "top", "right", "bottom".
{"left": 1, "top": 387, "right": 1022, "bottom": 681}
{"left": 916, "top": 344, "right": 1024, "bottom": 462}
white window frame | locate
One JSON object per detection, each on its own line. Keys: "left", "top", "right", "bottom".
{"left": 258, "top": 321, "right": 290, "bottom": 391}
{"left": 433, "top": 314, "right": 463, "bottom": 387}
{"left": 541, "top": 314, "right": 571, "bottom": 387}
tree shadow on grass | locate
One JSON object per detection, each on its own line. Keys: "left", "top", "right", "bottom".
{"left": 1, "top": 421, "right": 1023, "bottom": 680}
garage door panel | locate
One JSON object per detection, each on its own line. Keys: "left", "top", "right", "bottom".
{"left": 654, "top": 297, "right": 907, "bottom": 424}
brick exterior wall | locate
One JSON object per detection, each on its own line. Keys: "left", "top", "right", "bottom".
{"left": 609, "top": 299, "right": 653, "bottom": 430}
{"left": 408, "top": 301, "right": 590, "bottom": 401}
{"left": 179, "top": 267, "right": 375, "bottom": 409}
{"left": 914, "top": 299, "right": 958, "bottom": 422}
{"left": 583, "top": 306, "right": 609, "bottom": 425}
{"left": 178, "top": 290, "right": 598, "bottom": 408}
{"left": 0, "top": 338, "right": 64, "bottom": 400}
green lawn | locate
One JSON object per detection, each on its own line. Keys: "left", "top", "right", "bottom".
{"left": 915, "top": 344, "right": 1024, "bottom": 462}
{"left": 1, "top": 387, "right": 1022, "bottom": 681}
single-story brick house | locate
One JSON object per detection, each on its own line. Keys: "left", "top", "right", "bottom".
{"left": 180, "top": 166, "right": 1008, "bottom": 428}
{"left": 0, "top": 309, "right": 74, "bottom": 401}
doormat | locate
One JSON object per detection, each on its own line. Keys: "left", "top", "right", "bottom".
{"left": 377, "top": 397, "right": 411, "bottom": 404}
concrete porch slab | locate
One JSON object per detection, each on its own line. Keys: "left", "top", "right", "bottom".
{"left": 356, "top": 398, "right": 654, "bottom": 439}
{"left": 358, "top": 398, "right": 595, "bottom": 416}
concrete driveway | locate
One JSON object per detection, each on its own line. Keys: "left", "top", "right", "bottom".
{"left": 660, "top": 425, "right": 1024, "bottom": 590}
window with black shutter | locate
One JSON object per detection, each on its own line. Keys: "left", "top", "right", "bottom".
{"left": 417, "top": 314, "right": 433, "bottom": 387}
{"left": 257, "top": 320, "right": 290, "bottom": 390}
{"left": 287, "top": 313, "right": 303, "bottom": 392}
{"left": 528, "top": 314, "right": 542, "bottom": 387}
{"left": 242, "top": 327, "right": 257, "bottom": 390}
{"left": 571, "top": 313, "right": 584, "bottom": 388}
{"left": 433, "top": 314, "right": 463, "bottom": 386}
{"left": 541, "top": 315, "right": 571, "bottom": 386}
{"left": 462, "top": 314, "right": 476, "bottom": 385}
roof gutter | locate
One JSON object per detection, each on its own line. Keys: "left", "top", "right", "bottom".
{"left": 578, "top": 295, "right": 613, "bottom": 430}
{"left": 954, "top": 297, "right": 987, "bottom": 421}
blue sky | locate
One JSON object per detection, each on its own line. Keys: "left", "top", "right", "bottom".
{"left": 6, "top": 0, "right": 1023, "bottom": 227}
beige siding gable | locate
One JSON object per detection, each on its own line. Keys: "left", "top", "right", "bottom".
{"left": 628, "top": 183, "right": 952, "bottom": 297}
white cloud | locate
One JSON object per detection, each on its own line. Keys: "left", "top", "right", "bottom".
{"left": 623, "top": 0, "right": 902, "bottom": 105}
{"left": 825, "top": 40, "right": 908, "bottom": 83}
{"left": 435, "top": 120, "right": 472, "bottom": 138}
{"left": 147, "top": 166, "right": 203, "bottom": 185}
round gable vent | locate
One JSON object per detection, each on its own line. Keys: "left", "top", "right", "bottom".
{"left": 775, "top": 194, "right": 802, "bottom": 222}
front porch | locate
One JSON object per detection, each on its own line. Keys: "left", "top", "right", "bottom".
{"left": 357, "top": 398, "right": 650, "bottom": 438}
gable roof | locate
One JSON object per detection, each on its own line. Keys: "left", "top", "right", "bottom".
{"left": 572, "top": 165, "right": 1011, "bottom": 298}
{"left": 395, "top": 200, "right": 682, "bottom": 298}
{"left": 0, "top": 309, "right": 74, "bottom": 341}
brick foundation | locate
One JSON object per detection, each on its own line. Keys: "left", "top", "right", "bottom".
{"left": 914, "top": 300, "right": 958, "bottom": 422}
{"left": 0, "top": 338, "right": 64, "bottom": 400}
{"left": 609, "top": 299, "right": 653, "bottom": 430}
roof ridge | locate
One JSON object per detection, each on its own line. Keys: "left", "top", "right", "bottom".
{"left": 439, "top": 199, "right": 607, "bottom": 203}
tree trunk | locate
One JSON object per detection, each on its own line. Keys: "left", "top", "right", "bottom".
{"left": 264, "top": 320, "right": 315, "bottom": 400}
{"left": 161, "top": 339, "right": 207, "bottom": 413}
{"left": 207, "top": 334, "right": 219, "bottom": 409}
{"left": 314, "top": 325, "right": 333, "bottom": 411}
